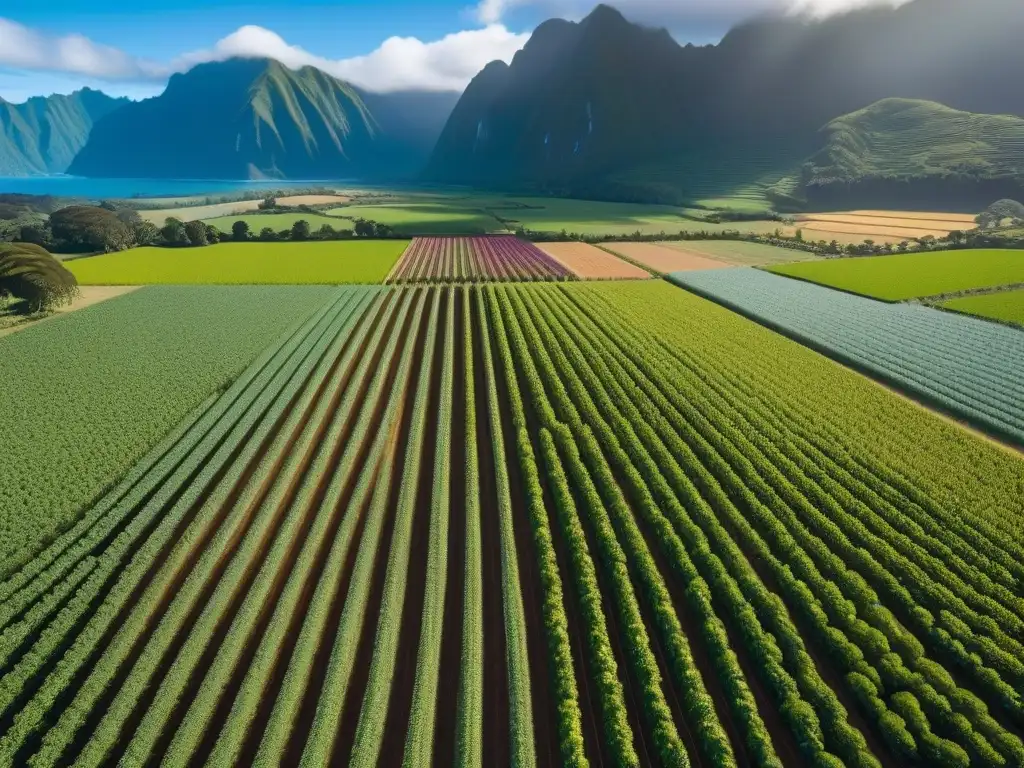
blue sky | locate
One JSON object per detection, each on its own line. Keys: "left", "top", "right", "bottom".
{"left": 0, "top": 0, "right": 900, "bottom": 102}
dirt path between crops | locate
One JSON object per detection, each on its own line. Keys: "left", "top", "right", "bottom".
{"left": 0, "top": 285, "right": 139, "bottom": 339}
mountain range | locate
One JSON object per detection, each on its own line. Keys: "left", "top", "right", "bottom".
{"left": 0, "top": 89, "right": 128, "bottom": 176}
{"left": 426, "top": 0, "right": 1024, "bottom": 209}
{"left": 3, "top": 0, "right": 1024, "bottom": 210}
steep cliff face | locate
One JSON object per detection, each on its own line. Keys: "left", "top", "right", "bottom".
{"left": 0, "top": 89, "right": 127, "bottom": 176}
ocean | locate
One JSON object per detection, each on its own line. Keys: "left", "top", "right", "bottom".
{"left": 0, "top": 177, "right": 358, "bottom": 200}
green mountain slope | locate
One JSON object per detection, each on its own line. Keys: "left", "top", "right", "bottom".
{"left": 0, "top": 89, "right": 127, "bottom": 176}
{"left": 799, "top": 98, "right": 1024, "bottom": 206}
{"left": 69, "top": 59, "right": 455, "bottom": 180}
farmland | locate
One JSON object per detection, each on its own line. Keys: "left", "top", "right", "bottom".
{"left": 793, "top": 211, "right": 978, "bottom": 244}
{"left": 205, "top": 212, "right": 345, "bottom": 234}
{"left": 655, "top": 239, "right": 819, "bottom": 266}
{"left": 767, "top": 249, "right": 1024, "bottom": 300}
{"left": 325, "top": 203, "right": 506, "bottom": 234}
{"left": 388, "top": 236, "right": 574, "bottom": 283}
{"left": 139, "top": 195, "right": 350, "bottom": 224}
{"left": 68, "top": 241, "right": 407, "bottom": 285}
{"left": 604, "top": 242, "right": 734, "bottom": 274}
{"left": 535, "top": 242, "right": 650, "bottom": 279}
{"left": 943, "top": 289, "right": 1024, "bottom": 326}
{"left": 0, "top": 285, "right": 338, "bottom": 576}
{"left": 672, "top": 267, "right": 1024, "bottom": 444}
{"left": 2, "top": 280, "right": 1023, "bottom": 768}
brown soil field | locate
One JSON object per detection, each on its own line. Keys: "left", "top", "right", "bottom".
{"left": 139, "top": 195, "right": 350, "bottom": 224}
{"left": 537, "top": 242, "right": 651, "bottom": 279}
{"left": 0, "top": 285, "right": 139, "bottom": 338}
{"left": 604, "top": 242, "right": 734, "bottom": 274}
{"left": 847, "top": 210, "right": 978, "bottom": 223}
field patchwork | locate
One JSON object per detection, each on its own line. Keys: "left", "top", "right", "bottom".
{"left": 942, "top": 288, "right": 1024, "bottom": 326}
{"left": 67, "top": 241, "right": 408, "bottom": 285}
{"left": 671, "top": 267, "right": 1024, "bottom": 444}
{"left": 387, "top": 236, "right": 574, "bottom": 283}
{"left": 139, "top": 195, "right": 350, "bottom": 224}
{"left": 604, "top": 241, "right": 734, "bottom": 273}
{"left": 794, "top": 210, "right": 978, "bottom": 243}
{"left": 655, "top": 239, "right": 817, "bottom": 266}
{"left": 0, "top": 284, "right": 340, "bottom": 575}
{"left": 2, "top": 281, "right": 1024, "bottom": 768}
{"left": 535, "top": 241, "right": 650, "bottom": 279}
{"left": 767, "top": 248, "right": 1024, "bottom": 300}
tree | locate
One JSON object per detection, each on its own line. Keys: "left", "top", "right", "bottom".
{"left": 184, "top": 220, "right": 208, "bottom": 247}
{"left": 354, "top": 219, "right": 375, "bottom": 237}
{"left": 160, "top": 218, "right": 189, "bottom": 247}
{"left": 315, "top": 223, "right": 336, "bottom": 240}
{"left": 948, "top": 230, "right": 966, "bottom": 246}
{"left": 0, "top": 242, "right": 78, "bottom": 311}
{"left": 291, "top": 219, "right": 311, "bottom": 242}
{"left": 18, "top": 223, "right": 53, "bottom": 249}
{"left": 132, "top": 221, "right": 159, "bottom": 246}
{"left": 897, "top": 241, "right": 909, "bottom": 253}
{"left": 231, "top": 221, "right": 250, "bottom": 241}
{"left": 204, "top": 224, "right": 221, "bottom": 244}
{"left": 277, "top": 229, "right": 292, "bottom": 241}
{"left": 115, "top": 208, "right": 142, "bottom": 227}
{"left": 50, "top": 206, "right": 134, "bottom": 253}
{"left": 258, "top": 196, "right": 277, "bottom": 210}
{"left": 258, "top": 227, "right": 277, "bottom": 242}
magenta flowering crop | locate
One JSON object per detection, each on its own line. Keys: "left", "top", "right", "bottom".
{"left": 387, "top": 236, "right": 575, "bottom": 283}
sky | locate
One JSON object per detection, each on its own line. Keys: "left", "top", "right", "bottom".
{"left": 0, "top": 0, "right": 909, "bottom": 103}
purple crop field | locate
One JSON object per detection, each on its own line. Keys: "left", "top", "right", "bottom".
{"left": 387, "top": 236, "right": 575, "bottom": 283}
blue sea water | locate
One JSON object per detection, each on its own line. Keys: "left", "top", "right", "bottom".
{"left": 0, "top": 177, "right": 357, "bottom": 200}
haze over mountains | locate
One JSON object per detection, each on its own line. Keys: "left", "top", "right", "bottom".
{"left": 2, "top": 0, "right": 1024, "bottom": 209}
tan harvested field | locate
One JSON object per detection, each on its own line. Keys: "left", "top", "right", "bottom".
{"left": 604, "top": 242, "right": 734, "bottom": 273}
{"left": 793, "top": 227, "right": 908, "bottom": 246}
{"left": 656, "top": 239, "right": 819, "bottom": 266}
{"left": 796, "top": 213, "right": 974, "bottom": 233}
{"left": 0, "top": 286, "right": 140, "bottom": 338}
{"left": 537, "top": 242, "right": 651, "bottom": 279}
{"left": 796, "top": 221, "right": 949, "bottom": 239}
{"left": 848, "top": 210, "right": 978, "bottom": 223}
{"left": 139, "top": 194, "right": 350, "bottom": 224}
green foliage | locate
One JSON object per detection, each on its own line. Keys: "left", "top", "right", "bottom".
{"left": 0, "top": 285, "right": 338, "bottom": 577}
{"left": 50, "top": 205, "right": 134, "bottom": 253}
{"left": 942, "top": 289, "right": 1024, "bottom": 327}
{"left": 0, "top": 242, "right": 78, "bottom": 310}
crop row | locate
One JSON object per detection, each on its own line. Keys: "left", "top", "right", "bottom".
{"left": 388, "top": 236, "right": 574, "bottom": 283}
{"left": 671, "top": 267, "right": 1024, "bottom": 445}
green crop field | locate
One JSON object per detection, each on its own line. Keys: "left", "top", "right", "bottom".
{"left": 767, "top": 248, "right": 1024, "bottom": 300}
{"left": 204, "top": 212, "right": 344, "bottom": 233}
{"left": 67, "top": 241, "right": 408, "bottom": 284}
{"left": 0, "top": 285, "right": 338, "bottom": 575}
{"left": 943, "top": 288, "right": 1024, "bottom": 326}
{"left": 3, "top": 279, "right": 1023, "bottom": 768}
{"left": 325, "top": 202, "right": 506, "bottom": 234}
{"left": 657, "top": 239, "right": 818, "bottom": 266}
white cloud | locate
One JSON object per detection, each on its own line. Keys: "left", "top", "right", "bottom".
{"left": 0, "top": 17, "right": 166, "bottom": 81}
{"left": 176, "top": 24, "right": 530, "bottom": 92}
{"left": 473, "top": 0, "right": 911, "bottom": 27}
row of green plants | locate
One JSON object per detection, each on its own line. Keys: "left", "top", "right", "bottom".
{"left": 0, "top": 291, "right": 360, "bottom": 766}
{"left": 567, "top": 283, "right": 1024, "bottom": 765}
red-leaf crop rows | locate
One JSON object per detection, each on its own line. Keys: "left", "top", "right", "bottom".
{"left": 388, "top": 236, "right": 574, "bottom": 283}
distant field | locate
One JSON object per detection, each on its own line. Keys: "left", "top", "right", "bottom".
{"left": 767, "top": 249, "right": 1024, "bottom": 301}
{"left": 204, "top": 212, "right": 348, "bottom": 233}
{"left": 794, "top": 210, "right": 977, "bottom": 244}
{"left": 943, "top": 289, "right": 1024, "bottom": 326}
{"left": 140, "top": 195, "right": 350, "bottom": 224}
{"left": 604, "top": 242, "right": 734, "bottom": 274}
{"left": 325, "top": 202, "right": 505, "bottom": 234}
{"left": 0, "top": 285, "right": 339, "bottom": 575}
{"left": 68, "top": 241, "right": 408, "bottom": 285}
{"left": 535, "top": 242, "right": 650, "bottom": 279}
{"left": 656, "top": 239, "right": 817, "bottom": 266}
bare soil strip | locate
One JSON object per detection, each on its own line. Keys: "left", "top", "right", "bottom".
{"left": 537, "top": 242, "right": 650, "bottom": 280}
{"left": 472, "top": 292, "right": 511, "bottom": 767}
{"left": 846, "top": 210, "right": 978, "bottom": 223}
{"left": 605, "top": 243, "right": 734, "bottom": 274}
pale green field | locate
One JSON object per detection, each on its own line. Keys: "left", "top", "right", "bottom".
{"left": 325, "top": 203, "right": 506, "bottom": 234}
{"left": 942, "top": 289, "right": 1024, "bottom": 326}
{"left": 67, "top": 241, "right": 408, "bottom": 285}
{"left": 657, "top": 239, "right": 818, "bottom": 266}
